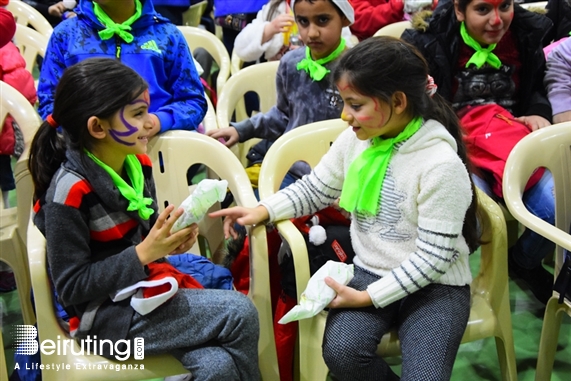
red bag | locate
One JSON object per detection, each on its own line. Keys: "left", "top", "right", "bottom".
{"left": 460, "top": 104, "right": 544, "bottom": 198}
{"left": 0, "top": 116, "right": 15, "bottom": 155}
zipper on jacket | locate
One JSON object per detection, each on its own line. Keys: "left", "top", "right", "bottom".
{"left": 115, "top": 36, "right": 121, "bottom": 60}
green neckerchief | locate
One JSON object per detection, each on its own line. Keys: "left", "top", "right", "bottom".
{"left": 85, "top": 151, "right": 154, "bottom": 220}
{"left": 460, "top": 22, "right": 502, "bottom": 69}
{"left": 339, "top": 116, "right": 423, "bottom": 215}
{"left": 93, "top": 0, "right": 143, "bottom": 43}
{"left": 296, "top": 39, "right": 346, "bottom": 81}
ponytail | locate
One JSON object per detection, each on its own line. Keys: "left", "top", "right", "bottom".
{"left": 426, "top": 93, "right": 480, "bottom": 253}
{"left": 29, "top": 121, "right": 66, "bottom": 202}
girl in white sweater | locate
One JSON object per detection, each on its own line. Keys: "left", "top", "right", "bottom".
{"left": 211, "top": 36, "right": 479, "bottom": 381}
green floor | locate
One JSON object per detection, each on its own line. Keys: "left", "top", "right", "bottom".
{"left": 1, "top": 251, "right": 570, "bottom": 380}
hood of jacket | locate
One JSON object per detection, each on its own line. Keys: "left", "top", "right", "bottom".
{"left": 76, "top": 0, "right": 170, "bottom": 37}
{"left": 398, "top": 119, "right": 458, "bottom": 155}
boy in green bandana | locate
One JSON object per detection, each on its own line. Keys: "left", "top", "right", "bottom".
{"left": 38, "top": 0, "right": 207, "bottom": 135}
{"left": 402, "top": 0, "right": 556, "bottom": 304}
{"left": 207, "top": 0, "right": 354, "bottom": 191}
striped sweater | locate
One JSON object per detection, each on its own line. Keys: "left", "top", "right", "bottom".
{"left": 33, "top": 149, "right": 158, "bottom": 352}
{"left": 260, "top": 119, "right": 473, "bottom": 308}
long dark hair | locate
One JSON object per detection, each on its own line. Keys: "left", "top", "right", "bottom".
{"left": 332, "top": 36, "right": 480, "bottom": 252}
{"left": 29, "top": 58, "right": 148, "bottom": 201}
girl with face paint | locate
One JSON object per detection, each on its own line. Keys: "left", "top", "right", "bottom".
{"left": 402, "top": 0, "right": 555, "bottom": 305}
{"left": 29, "top": 58, "right": 261, "bottom": 381}
{"left": 210, "top": 37, "right": 479, "bottom": 381}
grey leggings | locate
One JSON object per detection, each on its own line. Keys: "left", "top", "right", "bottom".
{"left": 323, "top": 266, "right": 470, "bottom": 381}
{"left": 127, "top": 288, "right": 260, "bottom": 381}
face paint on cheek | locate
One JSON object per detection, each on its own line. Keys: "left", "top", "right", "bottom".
{"left": 109, "top": 100, "right": 147, "bottom": 146}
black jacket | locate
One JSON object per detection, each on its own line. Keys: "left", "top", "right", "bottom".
{"left": 402, "top": 3, "right": 553, "bottom": 120}
{"left": 545, "top": 0, "right": 571, "bottom": 44}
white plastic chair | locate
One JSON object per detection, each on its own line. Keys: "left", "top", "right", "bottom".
{"left": 26, "top": 222, "right": 191, "bottom": 381}
{"left": 177, "top": 26, "right": 230, "bottom": 97}
{"left": 520, "top": 1, "right": 548, "bottom": 10}
{"left": 147, "top": 131, "right": 279, "bottom": 381}
{"left": 202, "top": 94, "right": 218, "bottom": 133}
{"left": 0, "top": 81, "right": 42, "bottom": 325}
{"left": 373, "top": 20, "right": 413, "bottom": 38}
{"left": 231, "top": 50, "right": 243, "bottom": 75}
{"left": 6, "top": 0, "right": 53, "bottom": 37}
{"left": 503, "top": 121, "right": 571, "bottom": 381}
{"left": 13, "top": 24, "right": 48, "bottom": 78}
{"left": 216, "top": 60, "right": 280, "bottom": 167}
{"left": 258, "top": 118, "right": 517, "bottom": 381}
{"left": 181, "top": 0, "right": 208, "bottom": 27}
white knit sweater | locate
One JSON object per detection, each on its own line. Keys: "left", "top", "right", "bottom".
{"left": 261, "top": 119, "right": 473, "bottom": 308}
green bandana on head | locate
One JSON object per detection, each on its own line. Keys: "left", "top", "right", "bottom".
{"left": 460, "top": 22, "right": 502, "bottom": 69}
{"left": 93, "top": 0, "right": 143, "bottom": 43}
{"left": 296, "top": 39, "right": 346, "bottom": 81}
{"left": 339, "top": 116, "right": 423, "bottom": 215}
{"left": 85, "top": 151, "right": 155, "bottom": 220}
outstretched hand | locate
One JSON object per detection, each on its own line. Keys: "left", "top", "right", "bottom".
{"left": 209, "top": 205, "right": 269, "bottom": 239}
{"left": 515, "top": 115, "right": 551, "bottom": 131}
{"left": 206, "top": 127, "right": 239, "bottom": 147}
{"left": 136, "top": 205, "right": 198, "bottom": 265}
{"left": 325, "top": 276, "right": 373, "bottom": 309}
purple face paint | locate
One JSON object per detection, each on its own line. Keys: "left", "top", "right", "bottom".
{"left": 109, "top": 99, "right": 148, "bottom": 146}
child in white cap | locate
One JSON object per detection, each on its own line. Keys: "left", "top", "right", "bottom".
{"left": 208, "top": 0, "right": 355, "bottom": 193}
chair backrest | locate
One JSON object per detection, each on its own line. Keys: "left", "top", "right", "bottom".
{"left": 520, "top": 1, "right": 548, "bottom": 9}
{"left": 177, "top": 26, "right": 230, "bottom": 96}
{"left": 13, "top": 24, "right": 48, "bottom": 75}
{"left": 504, "top": 121, "right": 571, "bottom": 275}
{"left": 202, "top": 94, "right": 218, "bottom": 132}
{"left": 0, "top": 81, "right": 42, "bottom": 245}
{"left": 6, "top": 0, "right": 53, "bottom": 37}
{"left": 181, "top": 0, "right": 208, "bottom": 27}
{"left": 217, "top": 60, "right": 280, "bottom": 127}
{"left": 146, "top": 130, "right": 279, "bottom": 380}
{"left": 373, "top": 20, "right": 413, "bottom": 38}
{"left": 231, "top": 50, "right": 243, "bottom": 75}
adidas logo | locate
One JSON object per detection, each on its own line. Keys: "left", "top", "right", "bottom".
{"left": 141, "top": 40, "right": 161, "bottom": 54}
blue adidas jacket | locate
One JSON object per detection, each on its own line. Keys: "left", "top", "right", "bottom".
{"left": 38, "top": 0, "right": 207, "bottom": 132}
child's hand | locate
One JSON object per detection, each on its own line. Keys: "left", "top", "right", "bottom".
{"left": 553, "top": 111, "right": 571, "bottom": 124}
{"left": 206, "top": 127, "right": 240, "bottom": 147}
{"left": 515, "top": 115, "right": 551, "bottom": 131}
{"left": 136, "top": 205, "right": 197, "bottom": 264}
{"left": 49, "top": 2, "right": 68, "bottom": 17}
{"left": 170, "top": 223, "right": 199, "bottom": 255}
{"left": 209, "top": 206, "right": 269, "bottom": 239}
{"left": 266, "top": 13, "right": 295, "bottom": 36}
{"left": 324, "top": 277, "right": 373, "bottom": 308}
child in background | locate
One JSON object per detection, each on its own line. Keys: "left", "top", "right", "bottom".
{"left": 38, "top": 0, "right": 206, "bottom": 135}
{"left": 207, "top": 0, "right": 354, "bottom": 190}
{"left": 29, "top": 58, "right": 259, "bottom": 380}
{"left": 211, "top": 37, "right": 478, "bottom": 381}
{"left": 545, "top": 38, "right": 571, "bottom": 124}
{"left": 0, "top": 1, "right": 37, "bottom": 209}
{"left": 402, "top": 0, "right": 555, "bottom": 304}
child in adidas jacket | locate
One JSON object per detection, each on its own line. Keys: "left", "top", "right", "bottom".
{"left": 38, "top": 0, "right": 206, "bottom": 135}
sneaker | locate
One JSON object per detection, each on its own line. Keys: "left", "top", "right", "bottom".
{"left": 508, "top": 248, "right": 554, "bottom": 304}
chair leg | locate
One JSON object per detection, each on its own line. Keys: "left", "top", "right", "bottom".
{"left": 12, "top": 264, "right": 35, "bottom": 325}
{"left": 535, "top": 297, "right": 566, "bottom": 381}
{"left": 298, "top": 315, "right": 329, "bottom": 381}
{"left": 494, "top": 335, "right": 518, "bottom": 381}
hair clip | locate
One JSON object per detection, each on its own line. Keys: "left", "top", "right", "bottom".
{"left": 46, "top": 114, "right": 59, "bottom": 129}
{"left": 426, "top": 75, "right": 437, "bottom": 98}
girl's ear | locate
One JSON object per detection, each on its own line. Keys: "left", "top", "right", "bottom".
{"left": 392, "top": 91, "right": 408, "bottom": 115}
{"left": 341, "top": 15, "right": 351, "bottom": 28}
{"left": 454, "top": 1, "right": 465, "bottom": 22}
{"left": 87, "top": 116, "right": 107, "bottom": 140}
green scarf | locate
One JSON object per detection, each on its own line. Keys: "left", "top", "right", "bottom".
{"left": 85, "top": 151, "right": 154, "bottom": 220}
{"left": 296, "top": 39, "right": 346, "bottom": 81}
{"left": 93, "top": 0, "right": 143, "bottom": 43}
{"left": 460, "top": 22, "right": 502, "bottom": 69}
{"left": 339, "top": 117, "right": 423, "bottom": 215}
